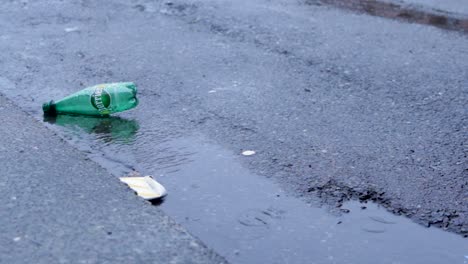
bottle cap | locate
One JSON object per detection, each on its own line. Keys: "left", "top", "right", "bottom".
{"left": 42, "top": 100, "right": 57, "bottom": 116}
{"left": 125, "top": 82, "right": 137, "bottom": 96}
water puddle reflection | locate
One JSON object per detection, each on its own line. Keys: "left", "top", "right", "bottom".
{"left": 149, "top": 136, "right": 467, "bottom": 264}
{"left": 44, "top": 115, "right": 140, "bottom": 145}
{"left": 44, "top": 122, "right": 467, "bottom": 264}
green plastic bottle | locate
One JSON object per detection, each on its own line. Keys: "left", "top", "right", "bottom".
{"left": 43, "top": 82, "right": 138, "bottom": 116}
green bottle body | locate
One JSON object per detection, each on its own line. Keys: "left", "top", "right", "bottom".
{"left": 43, "top": 82, "right": 138, "bottom": 116}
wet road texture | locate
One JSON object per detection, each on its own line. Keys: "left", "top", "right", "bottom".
{"left": 0, "top": 0, "right": 467, "bottom": 263}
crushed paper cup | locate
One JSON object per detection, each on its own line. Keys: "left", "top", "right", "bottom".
{"left": 120, "top": 176, "right": 167, "bottom": 200}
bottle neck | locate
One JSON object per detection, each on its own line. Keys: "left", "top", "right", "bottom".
{"left": 42, "top": 100, "right": 57, "bottom": 116}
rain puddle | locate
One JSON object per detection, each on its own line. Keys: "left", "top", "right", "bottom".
{"left": 41, "top": 117, "right": 467, "bottom": 264}
{"left": 307, "top": 0, "right": 468, "bottom": 33}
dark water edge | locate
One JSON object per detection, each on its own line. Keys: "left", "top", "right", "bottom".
{"left": 38, "top": 118, "right": 468, "bottom": 264}
{"left": 307, "top": 0, "right": 468, "bottom": 34}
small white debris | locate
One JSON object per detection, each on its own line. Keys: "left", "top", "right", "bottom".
{"left": 120, "top": 176, "right": 167, "bottom": 200}
{"left": 208, "top": 90, "right": 216, "bottom": 93}
{"left": 13, "top": 237, "right": 21, "bottom": 242}
{"left": 64, "top": 27, "right": 79, "bottom": 33}
{"left": 189, "top": 241, "right": 199, "bottom": 248}
{"left": 242, "top": 150, "right": 256, "bottom": 156}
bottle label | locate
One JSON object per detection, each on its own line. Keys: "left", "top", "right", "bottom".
{"left": 91, "top": 85, "right": 111, "bottom": 115}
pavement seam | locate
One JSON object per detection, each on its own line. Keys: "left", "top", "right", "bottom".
{"left": 306, "top": 0, "right": 468, "bottom": 34}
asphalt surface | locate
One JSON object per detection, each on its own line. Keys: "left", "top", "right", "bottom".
{"left": 0, "top": 95, "right": 226, "bottom": 263}
{"left": 0, "top": 0, "right": 466, "bottom": 246}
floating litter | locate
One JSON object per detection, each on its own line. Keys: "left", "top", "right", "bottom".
{"left": 120, "top": 176, "right": 167, "bottom": 200}
{"left": 242, "top": 150, "right": 256, "bottom": 156}
{"left": 64, "top": 27, "right": 79, "bottom": 32}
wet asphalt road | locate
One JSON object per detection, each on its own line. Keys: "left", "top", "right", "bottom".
{"left": 0, "top": 95, "right": 227, "bottom": 264}
{"left": 0, "top": 0, "right": 466, "bottom": 244}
